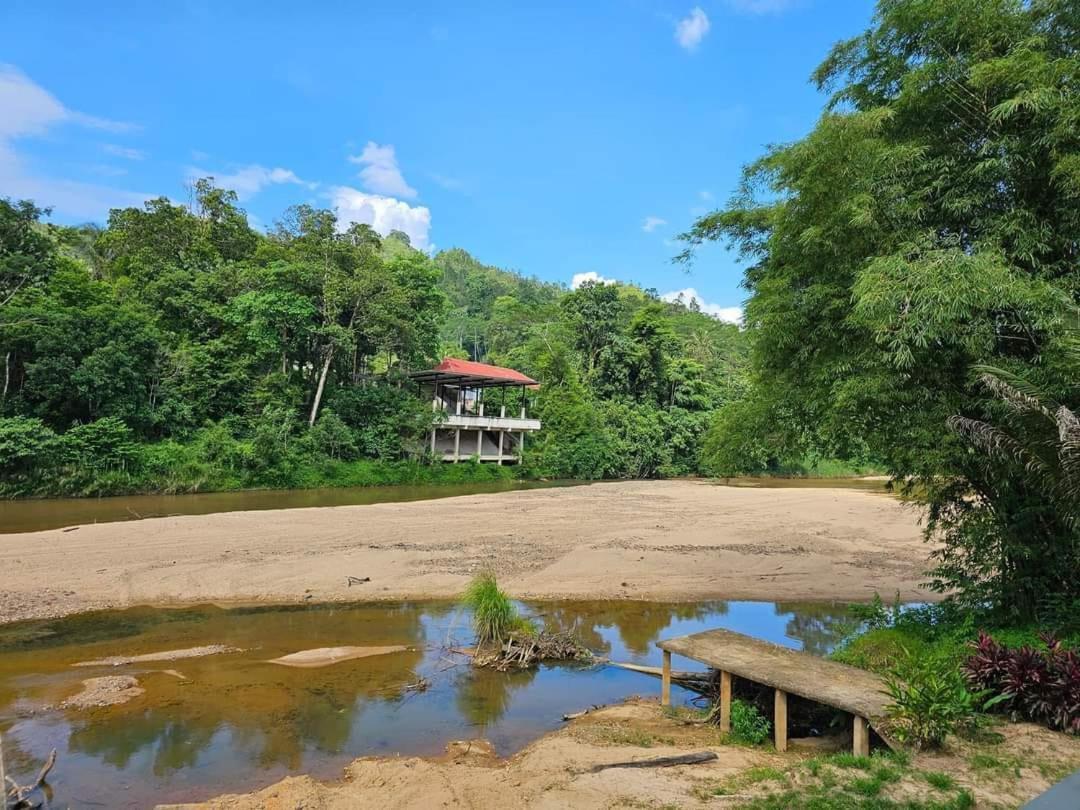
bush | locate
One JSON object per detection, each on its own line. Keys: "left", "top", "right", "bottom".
{"left": 883, "top": 648, "right": 987, "bottom": 749}
{"left": 729, "top": 698, "right": 772, "bottom": 745}
{"left": 309, "top": 409, "right": 359, "bottom": 460}
{"left": 60, "top": 416, "right": 138, "bottom": 471}
{"left": 964, "top": 632, "right": 1080, "bottom": 734}
{"left": 0, "top": 416, "right": 57, "bottom": 475}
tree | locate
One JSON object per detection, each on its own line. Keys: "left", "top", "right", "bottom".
{"left": 681, "top": 0, "right": 1080, "bottom": 617}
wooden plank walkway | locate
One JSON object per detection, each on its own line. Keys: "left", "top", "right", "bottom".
{"left": 658, "top": 627, "right": 892, "bottom": 755}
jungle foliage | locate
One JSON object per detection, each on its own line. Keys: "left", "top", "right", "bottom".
{"left": 685, "top": 0, "right": 1080, "bottom": 621}
{"left": 0, "top": 184, "right": 750, "bottom": 496}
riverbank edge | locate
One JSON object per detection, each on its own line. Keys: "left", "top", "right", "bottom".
{"left": 155, "top": 698, "right": 1079, "bottom": 809}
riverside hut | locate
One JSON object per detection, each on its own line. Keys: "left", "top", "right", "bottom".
{"left": 409, "top": 359, "right": 541, "bottom": 463}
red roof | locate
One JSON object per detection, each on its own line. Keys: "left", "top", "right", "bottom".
{"left": 410, "top": 358, "right": 539, "bottom": 387}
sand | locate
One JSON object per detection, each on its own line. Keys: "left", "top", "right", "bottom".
{"left": 266, "top": 645, "right": 409, "bottom": 668}
{"left": 73, "top": 645, "right": 240, "bottom": 667}
{"left": 0, "top": 480, "right": 933, "bottom": 624}
{"left": 158, "top": 700, "right": 1080, "bottom": 810}
{"left": 58, "top": 675, "right": 144, "bottom": 709}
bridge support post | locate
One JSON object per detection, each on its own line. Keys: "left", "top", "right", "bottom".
{"left": 719, "top": 670, "right": 732, "bottom": 733}
{"left": 661, "top": 650, "right": 672, "bottom": 706}
{"left": 774, "top": 689, "right": 787, "bottom": 752}
{"left": 853, "top": 715, "right": 869, "bottom": 757}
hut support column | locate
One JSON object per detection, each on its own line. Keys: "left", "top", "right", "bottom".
{"left": 774, "top": 689, "right": 788, "bottom": 752}
{"left": 476, "top": 429, "right": 483, "bottom": 458}
{"left": 453, "top": 429, "right": 461, "bottom": 462}
{"left": 719, "top": 671, "right": 732, "bottom": 733}
{"left": 853, "top": 716, "right": 869, "bottom": 757}
{"left": 497, "top": 431, "right": 504, "bottom": 464}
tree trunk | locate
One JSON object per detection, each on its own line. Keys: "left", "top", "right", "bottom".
{"left": 308, "top": 346, "right": 335, "bottom": 426}
{"left": 2, "top": 351, "right": 9, "bottom": 400}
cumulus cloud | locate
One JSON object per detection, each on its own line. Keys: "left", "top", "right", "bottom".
{"left": 190, "top": 164, "right": 315, "bottom": 200}
{"left": 642, "top": 216, "right": 667, "bottom": 233}
{"left": 330, "top": 186, "right": 432, "bottom": 250}
{"left": 570, "top": 271, "right": 618, "bottom": 289}
{"left": 103, "top": 144, "right": 145, "bottom": 160}
{"left": 0, "top": 64, "right": 149, "bottom": 219}
{"left": 348, "top": 141, "right": 417, "bottom": 199}
{"left": 675, "top": 7, "right": 710, "bottom": 51}
{"left": 662, "top": 287, "right": 743, "bottom": 324}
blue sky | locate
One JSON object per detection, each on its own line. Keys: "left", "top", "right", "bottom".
{"left": 1, "top": 0, "right": 873, "bottom": 321}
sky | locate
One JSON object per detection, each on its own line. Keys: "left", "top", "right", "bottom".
{"left": 0, "top": 0, "right": 874, "bottom": 323}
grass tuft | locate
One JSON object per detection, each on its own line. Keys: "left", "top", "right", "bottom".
{"left": 462, "top": 572, "right": 527, "bottom": 646}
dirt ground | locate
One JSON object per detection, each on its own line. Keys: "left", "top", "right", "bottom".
{"left": 0, "top": 480, "right": 933, "bottom": 623}
{"left": 159, "top": 700, "right": 1080, "bottom": 810}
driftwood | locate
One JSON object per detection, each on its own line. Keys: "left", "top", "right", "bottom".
{"left": 605, "top": 661, "right": 714, "bottom": 694}
{"left": 474, "top": 631, "right": 592, "bottom": 671}
{"left": 2, "top": 741, "right": 56, "bottom": 809}
{"left": 587, "top": 751, "right": 718, "bottom": 772}
{"left": 346, "top": 576, "right": 370, "bottom": 586}
{"left": 562, "top": 704, "right": 604, "bottom": 721}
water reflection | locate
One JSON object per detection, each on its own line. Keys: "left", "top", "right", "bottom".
{"left": 0, "top": 599, "right": 857, "bottom": 807}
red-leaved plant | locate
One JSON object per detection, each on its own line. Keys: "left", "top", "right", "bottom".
{"left": 964, "top": 632, "right": 1080, "bottom": 734}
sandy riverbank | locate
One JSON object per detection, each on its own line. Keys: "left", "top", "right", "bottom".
{"left": 160, "top": 699, "right": 1080, "bottom": 809}
{"left": 0, "top": 480, "right": 933, "bottom": 623}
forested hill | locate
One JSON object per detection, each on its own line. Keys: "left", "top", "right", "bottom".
{"left": 0, "top": 186, "right": 749, "bottom": 497}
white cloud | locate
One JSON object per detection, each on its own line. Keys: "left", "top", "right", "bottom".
{"left": 103, "top": 144, "right": 145, "bottom": 160}
{"left": 699, "top": 190, "right": 714, "bottom": 201}
{"left": 662, "top": 287, "right": 743, "bottom": 324}
{"left": 726, "top": 0, "right": 798, "bottom": 13}
{"left": 571, "top": 271, "right": 618, "bottom": 289}
{"left": 642, "top": 215, "right": 667, "bottom": 233}
{"left": 675, "top": 7, "right": 710, "bottom": 51}
{"left": 348, "top": 141, "right": 417, "bottom": 199}
{"left": 0, "top": 64, "right": 149, "bottom": 219}
{"left": 330, "top": 185, "right": 432, "bottom": 250}
{"left": 189, "top": 164, "right": 315, "bottom": 200}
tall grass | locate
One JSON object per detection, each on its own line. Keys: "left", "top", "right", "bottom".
{"left": 463, "top": 573, "right": 525, "bottom": 646}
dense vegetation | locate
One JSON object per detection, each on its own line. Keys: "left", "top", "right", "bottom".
{"left": 0, "top": 185, "right": 751, "bottom": 497}
{"left": 685, "top": 0, "right": 1079, "bottom": 624}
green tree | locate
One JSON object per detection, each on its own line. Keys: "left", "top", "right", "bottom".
{"left": 681, "top": 0, "right": 1080, "bottom": 617}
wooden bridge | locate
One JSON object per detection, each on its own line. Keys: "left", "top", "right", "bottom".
{"left": 658, "top": 628, "right": 893, "bottom": 755}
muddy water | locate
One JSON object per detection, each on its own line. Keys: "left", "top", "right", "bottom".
{"left": 0, "top": 599, "right": 857, "bottom": 808}
{"left": 0, "top": 479, "right": 589, "bottom": 534}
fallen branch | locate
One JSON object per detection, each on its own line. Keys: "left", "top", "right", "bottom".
{"left": 587, "top": 751, "right": 718, "bottom": 772}
{"left": 605, "top": 661, "right": 713, "bottom": 692}
{"left": 346, "top": 576, "right": 370, "bottom": 586}
{"left": 563, "top": 704, "right": 604, "bottom": 721}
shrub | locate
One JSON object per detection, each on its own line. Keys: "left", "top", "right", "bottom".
{"left": 729, "top": 698, "right": 772, "bottom": 745}
{"left": 0, "top": 416, "right": 57, "bottom": 475}
{"left": 964, "top": 632, "right": 1080, "bottom": 734}
{"left": 883, "top": 648, "right": 987, "bottom": 749}
{"left": 60, "top": 416, "right": 138, "bottom": 471}
{"left": 309, "top": 409, "right": 359, "bottom": 460}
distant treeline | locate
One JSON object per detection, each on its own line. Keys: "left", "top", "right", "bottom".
{"left": 0, "top": 186, "right": 788, "bottom": 497}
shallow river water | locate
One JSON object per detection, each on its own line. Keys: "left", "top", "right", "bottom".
{"left": 0, "top": 599, "right": 859, "bottom": 808}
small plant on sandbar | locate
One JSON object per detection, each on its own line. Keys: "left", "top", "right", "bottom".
{"left": 462, "top": 572, "right": 532, "bottom": 647}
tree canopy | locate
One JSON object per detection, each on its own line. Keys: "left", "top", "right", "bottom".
{"left": 684, "top": 0, "right": 1079, "bottom": 620}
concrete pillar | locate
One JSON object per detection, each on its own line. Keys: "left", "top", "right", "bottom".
{"left": 519, "top": 430, "right": 525, "bottom": 460}
{"left": 476, "top": 429, "right": 483, "bottom": 458}
{"left": 497, "top": 431, "right": 504, "bottom": 464}
{"left": 430, "top": 428, "right": 436, "bottom": 455}
{"left": 453, "top": 429, "right": 460, "bottom": 462}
